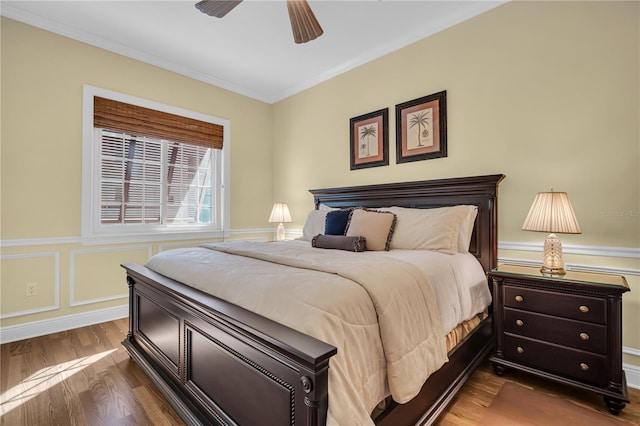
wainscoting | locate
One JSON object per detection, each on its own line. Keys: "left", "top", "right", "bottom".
{"left": 1, "top": 234, "right": 639, "bottom": 390}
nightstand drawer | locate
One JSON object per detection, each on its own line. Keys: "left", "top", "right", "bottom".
{"left": 504, "top": 308, "right": 607, "bottom": 354}
{"left": 504, "top": 335, "right": 606, "bottom": 386}
{"left": 503, "top": 284, "right": 606, "bottom": 324}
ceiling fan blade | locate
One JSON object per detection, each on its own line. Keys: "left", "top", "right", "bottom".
{"left": 286, "top": 0, "right": 323, "bottom": 44}
{"left": 195, "top": 0, "right": 242, "bottom": 18}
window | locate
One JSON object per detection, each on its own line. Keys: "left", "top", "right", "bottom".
{"left": 82, "top": 86, "right": 230, "bottom": 244}
{"left": 99, "top": 130, "right": 214, "bottom": 226}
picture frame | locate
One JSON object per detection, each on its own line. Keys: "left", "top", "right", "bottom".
{"left": 350, "top": 108, "right": 389, "bottom": 170}
{"left": 395, "top": 90, "right": 447, "bottom": 163}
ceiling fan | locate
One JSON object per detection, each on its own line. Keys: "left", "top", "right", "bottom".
{"left": 195, "top": 0, "right": 324, "bottom": 44}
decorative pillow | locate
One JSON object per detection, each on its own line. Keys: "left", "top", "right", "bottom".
{"left": 324, "top": 209, "right": 352, "bottom": 235}
{"left": 318, "top": 203, "right": 338, "bottom": 212}
{"left": 381, "top": 206, "right": 472, "bottom": 254}
{"left": 311, "top": 234, "right": 366, "bottom": 252}
{"left": 300, "top": 210, "right": 328, "bottom": 241}
{"left": 345, "top": 209, "right": 396, "bottom": 251}
{"left": 457, "top": 206, "right": 478, "bottom": 254}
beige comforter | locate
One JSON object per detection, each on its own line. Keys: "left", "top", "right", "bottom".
{"left": 145, "top": 240, "right": 448, "bottom": 426}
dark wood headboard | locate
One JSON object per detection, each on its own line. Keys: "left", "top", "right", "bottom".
{"left": 309, "top": 174, "right": 505, "bottom": 274}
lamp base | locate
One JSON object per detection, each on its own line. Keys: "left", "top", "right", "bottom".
{"left": 275, "top": 223, "right": 286, "bottom": 242}
{"left": 541, "top": 233, "right": 566, "bottom": 276}
{"left": 540, "top": 265, "right": 566, "bottom": 276}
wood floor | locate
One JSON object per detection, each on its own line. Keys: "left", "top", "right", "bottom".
{"left": 1, "top": 318, "right": 639, "bottom": 425}
{"left": 439, "top": 357, "right": 640, "bottom": 426}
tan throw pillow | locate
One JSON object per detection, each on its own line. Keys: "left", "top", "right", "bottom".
{"left": 346, "top": 209, "right": 396, "bottom": 251}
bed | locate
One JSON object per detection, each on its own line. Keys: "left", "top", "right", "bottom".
{"left": 122, "top": 173, "right": 505, "bottom": 425}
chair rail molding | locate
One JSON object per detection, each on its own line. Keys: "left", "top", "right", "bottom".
{"left": 499, "top": 240, "right": 640, "bottom": 260}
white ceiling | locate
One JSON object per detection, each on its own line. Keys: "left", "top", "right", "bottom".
{"left": 2, "top": 0, "right": 505, "bottom": 103}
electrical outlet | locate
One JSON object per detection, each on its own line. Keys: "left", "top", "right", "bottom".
{"left": 26, "top": 283, "right": 37, "bottom": 297}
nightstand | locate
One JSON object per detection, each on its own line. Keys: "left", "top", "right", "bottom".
{"left": 488, "top": 264, "right": 630, "bottom": 414}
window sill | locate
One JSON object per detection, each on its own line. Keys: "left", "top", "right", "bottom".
{"left": 80, "top": 229, "right": 226, "bottom": 246}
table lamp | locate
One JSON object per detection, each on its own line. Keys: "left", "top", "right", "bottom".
{"left": 522, "top": 190, "right": 581, "bottom": 275}
{"left": 268, "top": 202, "right": 292, "bottom": 242}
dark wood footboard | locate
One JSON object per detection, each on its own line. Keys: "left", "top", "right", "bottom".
{"left": 122, "top": 262, "right": 337, "bottom": 426}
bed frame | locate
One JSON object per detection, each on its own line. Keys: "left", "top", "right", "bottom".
{"left": 122, "top": 173, "right": 504, "bottom": 426}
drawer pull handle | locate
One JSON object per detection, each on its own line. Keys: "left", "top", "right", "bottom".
{"left": 579, "top": 332, "right": 590, "bottom": 341}
{"left": 516, "top": 346, "right": 524, "bottom": 354}
{"left": 516, "top": 319, "right": 524, "bottom": 327}
{"left": 515, "top": 295, "right": 524, "bottom": 302}
{"left": 579, "top": 305, "right": 590, "bottom": 313}
{"left": 580, "top": 363, "right": 589, "bottom": 371}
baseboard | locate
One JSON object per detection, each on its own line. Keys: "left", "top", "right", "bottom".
{"left": 624, "top": 362, "right": 640, "bottom": 390}
{"left": 0, "top": 304, "right": 128, "bottom": 344}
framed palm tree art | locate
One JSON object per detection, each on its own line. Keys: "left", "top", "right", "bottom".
{"left": 350, "top": 108, "right": 389, "bottom": 170}
{"left": 395, "top": 91, "right": 447, "bottom": 163}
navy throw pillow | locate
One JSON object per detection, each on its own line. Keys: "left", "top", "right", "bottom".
{"left": 324, "top": 209, "right": 352, "bottom": 235}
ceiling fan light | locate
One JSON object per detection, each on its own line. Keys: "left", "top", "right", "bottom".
{"left": 286, "top": 0, "right": 324, "bottom": 44}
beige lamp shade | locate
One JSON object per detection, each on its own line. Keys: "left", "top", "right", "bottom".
{"left": 268, "top": 202, "right": 292, "bottom": 242}
{"left": 522, "top": 191, "right": 581, "bottom": 275}
{"left": 522, "top": 191, "right": 581, "bottom": 234}
{"left": 268, "top": 202, "right": 292, "bottom": 224}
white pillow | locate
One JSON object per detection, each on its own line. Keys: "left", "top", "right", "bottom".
{"left": 382, "top": 205, "right": 474, "bottom": 254}
{"left": 458, "top": 206, "right": 478, "bottom": 254}
{"left": 318, "top": 204, "right": 338, "bottom": 212}
{"left": 300, "top": 210, "right": 329, "bottom": 241}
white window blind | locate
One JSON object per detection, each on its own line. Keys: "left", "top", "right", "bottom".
{"left": 99, "top": 130, "right": 214, "bottom": 227}
{"left": 100, "top": 131, "right": 163, "bottom": 225}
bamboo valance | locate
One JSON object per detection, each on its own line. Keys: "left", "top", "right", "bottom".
{"left": 94, "top": 97, "right": 223, "bottom": 149}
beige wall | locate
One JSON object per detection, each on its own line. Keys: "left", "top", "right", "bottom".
{"left": 1, "top": 17, "right": 274, "bottom": 238}
{"left": 1, "top": 17, "right": 274, "bottom": 326}
{"left": 272, "top": 1, "right": 639, "bottom": 365}
{"left": 1, "top": 1, "right": 639, "bottom": 370}
{"left": 273, "top": 1, "right": 639, "bottom": 247}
